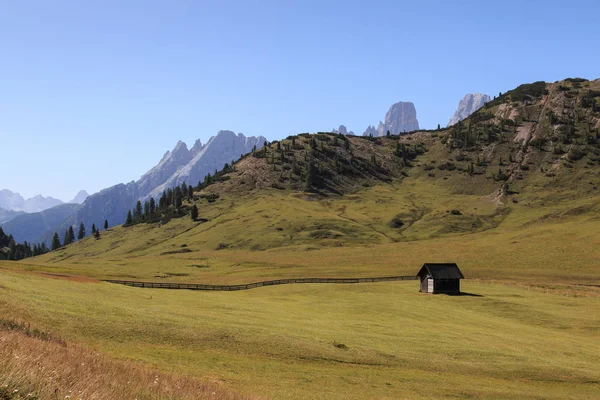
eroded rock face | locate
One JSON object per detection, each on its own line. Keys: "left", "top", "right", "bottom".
{"left": 145, "top": 131, "right": 266, "bottom": 201}
{"left": 331, "top": 125, "right": 355, "bottom": 135}
{"left": 136, "top": 140, "right": 194, "bottom": 196}
{"left": 363, "top": 101, "right": 419, "bottom": 136}
{"left": 447, "top": 93, "right": 491, "bottom": 126}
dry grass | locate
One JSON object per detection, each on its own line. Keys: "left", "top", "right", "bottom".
{"left": 0, "top": 320, "right": 253, "bottom": 400}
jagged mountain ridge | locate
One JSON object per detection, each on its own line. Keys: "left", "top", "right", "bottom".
{"left": 145, "top": 131, "right": 266, "bottom": 201}
{"left": 447, "top": 93, "right": 492, "bottom": 126}
{"left": 4, "top": 131, "right": 266, "bottom": 245}
{"left": 0, "top": 189, "right": 64, "bottom": 213}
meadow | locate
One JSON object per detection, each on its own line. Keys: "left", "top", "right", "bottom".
{"left": 1, "top": 270, "right": 599, "bottom": 400}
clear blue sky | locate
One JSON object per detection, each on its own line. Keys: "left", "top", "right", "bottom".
{"left": 1, "top": 0, "right": 598, "bottom": 200}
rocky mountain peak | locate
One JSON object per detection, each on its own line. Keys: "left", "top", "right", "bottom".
{"left": 331, "top": 125, "right": 355, "bottom": 136}
{"left": 447, "top": 93, "right": 491, "bottom": 126}
{"left": 190, "top": 139, "right": 204, "bottom": 156}
{"left": 68, "top": 190, "right": 90, "bottom": 204}
{"left": 363, "top": 101, "right": 419, "bottom": 137}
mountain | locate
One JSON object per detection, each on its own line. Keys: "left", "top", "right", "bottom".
{"left": 32, "top": 78, "right": 600, "bottom": 261}
{"left": 68, "top": 190, "right": 90, "bottom": 204}
{"left": 363, "top": 101, "right": 419, "bottom": 136}
{"left": 2, "top": 203, "right": 80, "bottom": 244}
{"left": 1, "top": 130, "right": 266, "bottom": 246}
{"left": 145, "top": 131, "right": 266, "bottom": 200}
{"left": 447, "top": 93, "right": 492, "bottom": 126}
{"left": 331, "top": 125, "right": 354, "bottom": 136}
{"left": 0, "top": 189, "right": 64, "bottom": 213}
{"left": 137, "top": 140, "right": 197, "bottom": 195}
{"left": 0, "top": 207, "right": 25, "bottom": 224}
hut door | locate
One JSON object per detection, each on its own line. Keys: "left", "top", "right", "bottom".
{"left": 427, "top": 279, "right": 434, "bottom": 293}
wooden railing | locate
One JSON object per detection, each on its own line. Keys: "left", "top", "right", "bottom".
{"left": 104, "top": 275, "right": 418, "bottom": 291}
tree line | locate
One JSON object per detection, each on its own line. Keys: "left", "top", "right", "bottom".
{"left": 0, "top": 226, "right": 49, "bottom": 261}
{"left": 50, "top": 219, "right": 109, "bottom": 251}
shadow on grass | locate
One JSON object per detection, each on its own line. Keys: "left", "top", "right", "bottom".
{"left": 445, "top": 292, "right": 484, "bottom": 297}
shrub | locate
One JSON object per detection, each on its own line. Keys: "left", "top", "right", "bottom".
{"left": 389, "top": 215, "right": 405, "bottom": 228}
{"left": 450, "top": 209, "right": 462, "bottom": 215}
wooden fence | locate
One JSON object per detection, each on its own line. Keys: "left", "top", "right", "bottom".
{"left": 104, "top": 275, "right": 418, "bottom": 292}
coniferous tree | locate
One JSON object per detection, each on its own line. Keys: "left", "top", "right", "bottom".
{"left": 94, "top": 229, "right": 100, "bottom": 239}
{"left": 175, "top": 193, "right": 182, "bottom": 209}
{"left": 104, "top": 219, "right": 108, "bottom": 230}
{"left": 191, "top": 204, "right": 199, "bottom": 221}
{"left": 149, "top": 198, "right": 156, "bottom": 215}
{"left": 181, "top": 183, "right": 188, "bottom": 198}
{"left": 91, "top": 224, "right": 97, "bottom": 235}
{"left": 68, "top": 226, "right": 75, "bottom": 244}
{"left": 187, "top": 186, "right": 194, "bottom": 202}
{"left": 126, "top": 210, "right": 133, "bottom": 225}
{"left": 64, "top": 229, "right": 71, "bottom": 246}
{"left": 437, "top": 124, "right": 441, "bottom": 130}
{"left": 304, "top": 161, "right": 315, "bottom": 192}
{"left": 52, "top": 232, "right": 61, "bottom": 251}
{"left": 143, "top": 201, "right": 150, "bottom": 219}
{"left": 78, "top": 223, "right": 86, "bottom": 240}
{"left": 134, "top": 201, "right": 142, "bottom": 220}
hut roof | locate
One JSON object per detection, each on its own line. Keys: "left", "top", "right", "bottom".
{"left": 417, "top": 263, "right": 464, "bottom": 280}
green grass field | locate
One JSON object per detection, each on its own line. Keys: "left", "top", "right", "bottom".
{"left": 1, "top": 270, "right": 599, "bottom": 400}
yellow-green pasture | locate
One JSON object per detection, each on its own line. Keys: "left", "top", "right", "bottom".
{"left": 0, "top": 271, "right": 598, "bottom": 400}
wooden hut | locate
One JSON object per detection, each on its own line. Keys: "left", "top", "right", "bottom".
{"left": 417, "top": 263, "right": 464, "bottom": 294}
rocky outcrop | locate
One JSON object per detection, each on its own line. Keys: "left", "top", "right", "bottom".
{"left": 362, "top": 125, "right": 378, "bottom": 137}
{"left": 68, "top": 190, "right": 89, "bottom": 204}
{"left": 145, "top": 131, "right": 266, "bottom": 201}
{"left": 0, "top": 189, "right": 63, "bottom": 213}
{"left": 362, "top": 101, "right": 419, "bottom": 137}
{"left": 331, "top": 125, "right": 355, "bottom": 136}
{"left": 447, "top": 94, "right": 491, "bottom": 126}
{"left": 136, "top": 141, "right": 195, "bottom": 196}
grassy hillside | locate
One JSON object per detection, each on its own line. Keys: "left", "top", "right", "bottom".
{"left": 2, "top": 78, "right": 600, "bottom": 399}
{"left": 16, "top": 79, "right": 600, "bottom": 285}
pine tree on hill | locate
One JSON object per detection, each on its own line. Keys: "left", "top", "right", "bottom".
{"left": 91, "top": 224, "right": 97, "bottom": 235}
{"left": 63, "top": 229, "right": 71, "bottom": 246}
{"left": 187, "top": 186, "right": 194, "bottom": 202}
{"left": 191, "top": 204, "right": 199, "bottom": 221}
{"left": 149, "top": 198, "right": 156, "bottom": 215}
{"left": 125, "top": 210, "right": 133, "bottom": 225}
{"left": 68, "top": 226, "right": 75, "bottom": 244}
{"left": 104, "top": 219, "right": 108, "bottom": 230}
{"left": 134, "top": 201, "right": 142, "bottom": 220}
{"left": 52, "top": 232, "right": 61, "bottom": 251}
{"left": 77, "top": 223, "right": 86, "bottom": 240}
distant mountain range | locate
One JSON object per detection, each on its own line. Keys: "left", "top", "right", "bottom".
{"left": 1, "top": 130, "right": 265, "bottom": 245}
{"left": 0, "top": 189, "right": 89, "bottom": 216}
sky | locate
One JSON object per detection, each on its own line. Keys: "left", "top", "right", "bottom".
{"left": 1, "top": 0, "right": 598, "bottom": 201}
